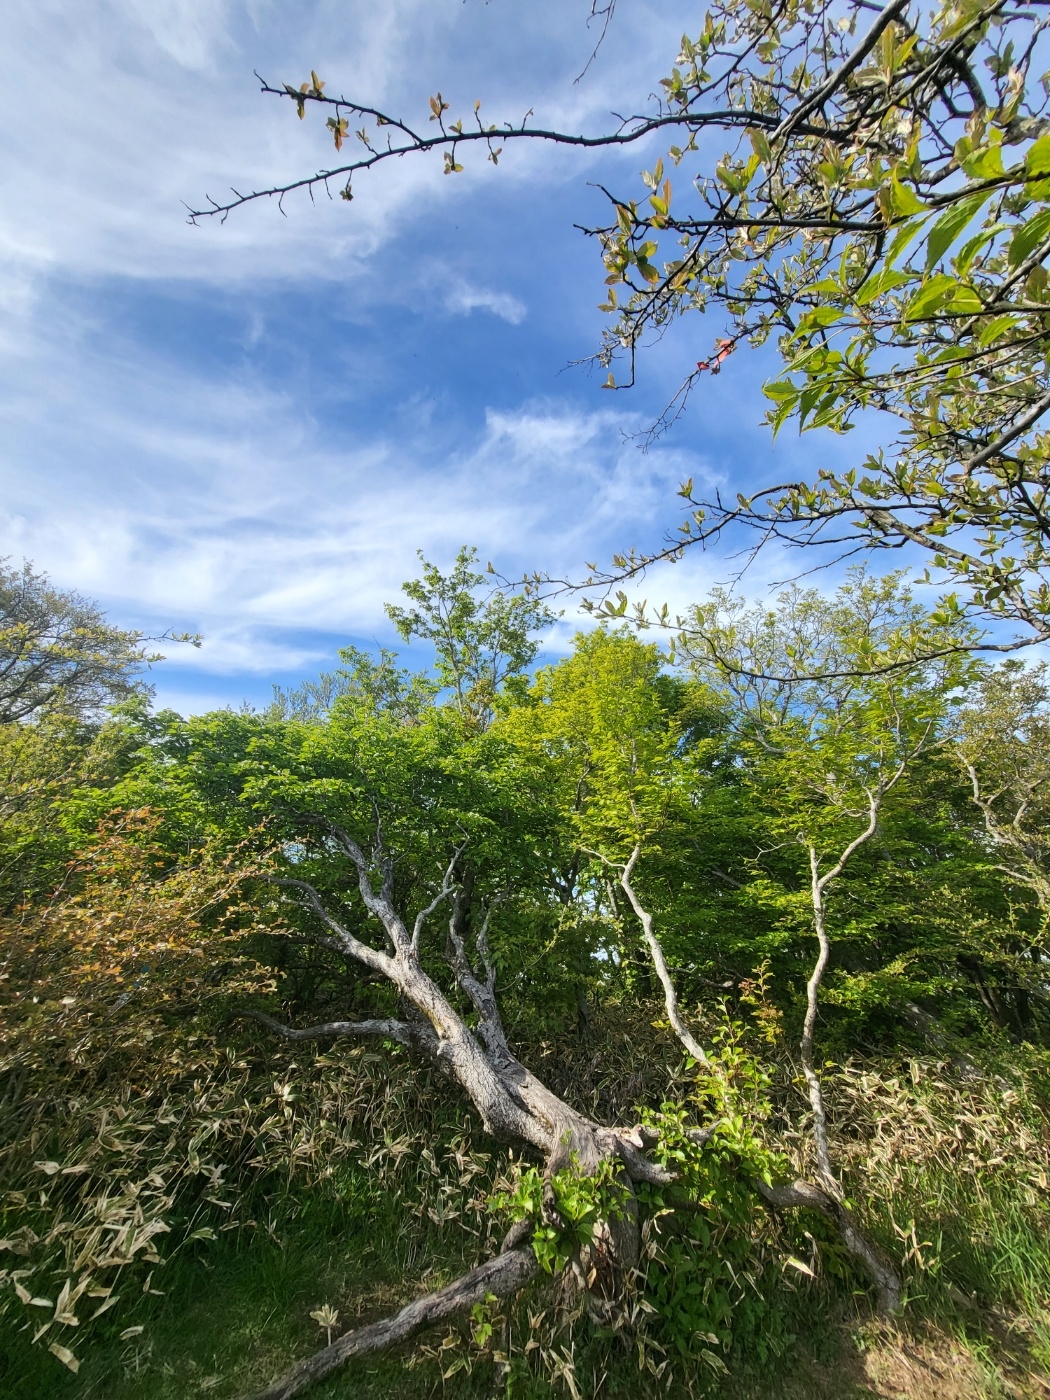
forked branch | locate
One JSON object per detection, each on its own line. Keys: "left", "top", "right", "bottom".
{"left": 755, "top": 1178, "right": 902, "bottom": 1315}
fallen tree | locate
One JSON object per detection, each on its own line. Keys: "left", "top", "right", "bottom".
{"left": 246, "top": 1223, "right": 538, "bottom": 1400}
{"left": 235, "top": 803, "right": 901, "bottom": 1397}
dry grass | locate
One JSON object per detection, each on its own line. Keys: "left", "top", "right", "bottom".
{"left": 734, "top": 1320, "right": 1050, "bottom": 1400}
{"left": 1, "top": 986, "right": 1048, "bottom": 1399}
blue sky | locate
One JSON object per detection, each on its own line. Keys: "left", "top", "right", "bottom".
{"left": 1, "top": 0, "right": 866, "bottom": 713}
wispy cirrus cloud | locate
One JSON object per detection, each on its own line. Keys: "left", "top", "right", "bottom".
{"left": 2, "top": 0, "right": 864, "bottom": 713}
{"left": 1, "top": 302, "right": 713, "bottom": 658}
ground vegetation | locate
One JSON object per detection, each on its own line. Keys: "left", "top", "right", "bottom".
{"left": 0, "top": 556, "right": 1047, "bottom": 1398}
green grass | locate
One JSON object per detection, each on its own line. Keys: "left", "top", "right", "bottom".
{"left": 5, "top": 1183, "right": 1047, "bottom": 1400}
{"left": 3, "top": 1042, "right": 1048, "bottom": 1399}
{"left": 0, "top": 1182, "right": 480, "bottom": 1400}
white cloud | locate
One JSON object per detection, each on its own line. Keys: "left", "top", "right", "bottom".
{"left": 3, "top": 0, "right": 870, "bottom": 714}
{"left": 0, "top": 0, "right": 697, "bottom": 304}
{"left": 117, "top": 0, "right": 236, "bottom": 71}
{"left": 0, "top": 296, "right": 715, "bottom": 665}
{"left": 445, "top": 283, "right": 526, "bottom": 324}
{"left": 165, "top": 628, "right": 329, "bottom": 676}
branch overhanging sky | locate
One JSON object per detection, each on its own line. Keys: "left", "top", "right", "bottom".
{"left": 1, "top": 0, "right": 869, "bottom": 713}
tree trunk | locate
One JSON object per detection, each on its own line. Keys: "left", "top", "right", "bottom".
{"left": 240, "top": 825, "right": 676, "bottom": 1397}
{"left": 755, "top": 1178, "right": 902, "bottom": 1315}
{"left": 620, "top": 842, "right": 903, "bottom": 1317}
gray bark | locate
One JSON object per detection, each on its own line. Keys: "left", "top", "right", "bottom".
{"left": 755, "top": 1178, "right": 902, "bottom": 1315}
{"left": 615, "top": 838, "right": 903, "bottom": 1317}
{"left": 237, "top": 821, "right": 682, "bottom": 1397}
{"left": 243, "top": 1242, "right": 540, "bottom": 1400}
{"left": 619, "top": 846, "right": 712, "bottom": 1068}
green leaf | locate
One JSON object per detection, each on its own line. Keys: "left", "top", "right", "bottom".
{"left": 924, "top": 193, "right": 989, "bottom": 271}
{"left": 748, "top": 127, "right": 771, "bottom": 163}
{"left": 961, "top": 144, "right": 1004, "bottom": 180}
{"left": 884, "top": 216, "right": 928, "bottom": 267}
{"left": 763, "top": 378, "right": 800, "bottom": 402}
{"left": 884, "top": 176, "right": 929, "bottom": 220}
{"left": 854, "top": 268, "right": 911, "bottom": 306}
{"left": 944, "top": 286, "right": 983, "bottom": 314}
{"left": 976, "top": 313, "right": 1020, "bottom": 347}
{"left": 903, "top": 272, "right": 957, "bottom": 322}
{"left": 955, "top": 223, "right": 1003, "bottom": 277}
{"left": 794, "top": 305, "right": 843, "bottom": 336}
{"left": 932, "top": 343, "right": 973, "bottom": 364}
{"left": 1007, "top": 207, "right": 1050, "bottom": 269}
{"left": 1025, "top": 133, "right": 1050, "bottom": 181}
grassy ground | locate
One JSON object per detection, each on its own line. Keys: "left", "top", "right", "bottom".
{"left": 3, "top": 1191, "right": 1048, "bottom": 1400}
{"left": 2, "top": 1031, "right": 1048, "bottom": 1399}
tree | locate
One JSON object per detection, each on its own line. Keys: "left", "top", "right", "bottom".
{"left": 267, "top": 645, "right": 435, "bottom": 724}
{"left": 957, "top": 661, "right": 1050, "bottom": 913}
{"left": 0, "top": 559, "right": 151, "bottom": 725}
{"left": 93, "top": 565, "right": 934, "bottom": 1394}
{"left": 193, "top": 1, "right": 1050, "bottom": 649}
{"left": 671, "top": 571, "right": 974, "bottom": 1307}
{"left": 499, "top": 626, "right": 731, "bottom": 1055}
{"left": 951, "top": 661, "right": 1050, "bottom": 1028}
{"left": 0, "top": 713, "right": 117, "bottom": 908}
{"left": 499, "top": 589, "right": 959, "bottom": 1315}
{"left": 0, "top": 557, "right": 162, "bottom": 910}
{"left": 154, "top": 682, "right": 676, "bottom": 1400}
{"left": 385, "top": 547, "right": 556, "bottom": 729}
{"left": 75, "top": 564, "right": 677, "bottom": 1396}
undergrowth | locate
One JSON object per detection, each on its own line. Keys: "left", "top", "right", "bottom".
{"left": 1, "top": 999, "right": 1047, "bottom": 1398}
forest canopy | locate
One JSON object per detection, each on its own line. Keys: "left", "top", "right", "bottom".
{"left": 1, "top": 550, "right": 1048, "bottom": 1398}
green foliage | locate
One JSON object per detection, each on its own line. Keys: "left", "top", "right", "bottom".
{"left": 589, "top": 0, "right": 1050, "bottom": 644}
{"left": 205, "top": 3, "right": 1050, "bottom": 646}
{"left": 0, "top": 558, "right": 156, "bottom": 725}
{"left": 4, "top": 552, "right": 1050, "bottom": 1394}
{"left": 385, "top": 547, "right": 555, "bottom": 729}
{"left": 267, "top": 645, "right": 436, "bottom": 724}
{"left": 497, "top": 1153, "right": 629, "bottom": 1276}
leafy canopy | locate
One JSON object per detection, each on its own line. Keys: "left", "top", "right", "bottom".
{"left": 0, "top": 558, "right": 152, "bottom": 725}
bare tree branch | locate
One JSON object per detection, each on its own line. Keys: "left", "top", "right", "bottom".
{"left": 242, "top": 1243, "right": 540, "bottom": 1400}
{"left": 270, "top": 877, "right": 395, "bottom": 975}
{"left": 411, "top": 841, "right": 464, "bottom": 951}
{"left": 235, "top": 1008, "right": 429, "bottom": 1050}
{"left": 618, "top": 845, "right": 712, "bottom": 1069}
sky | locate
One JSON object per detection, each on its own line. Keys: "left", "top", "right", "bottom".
{"left": 1, "top": 0, "right": 867, "bottom": 714}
